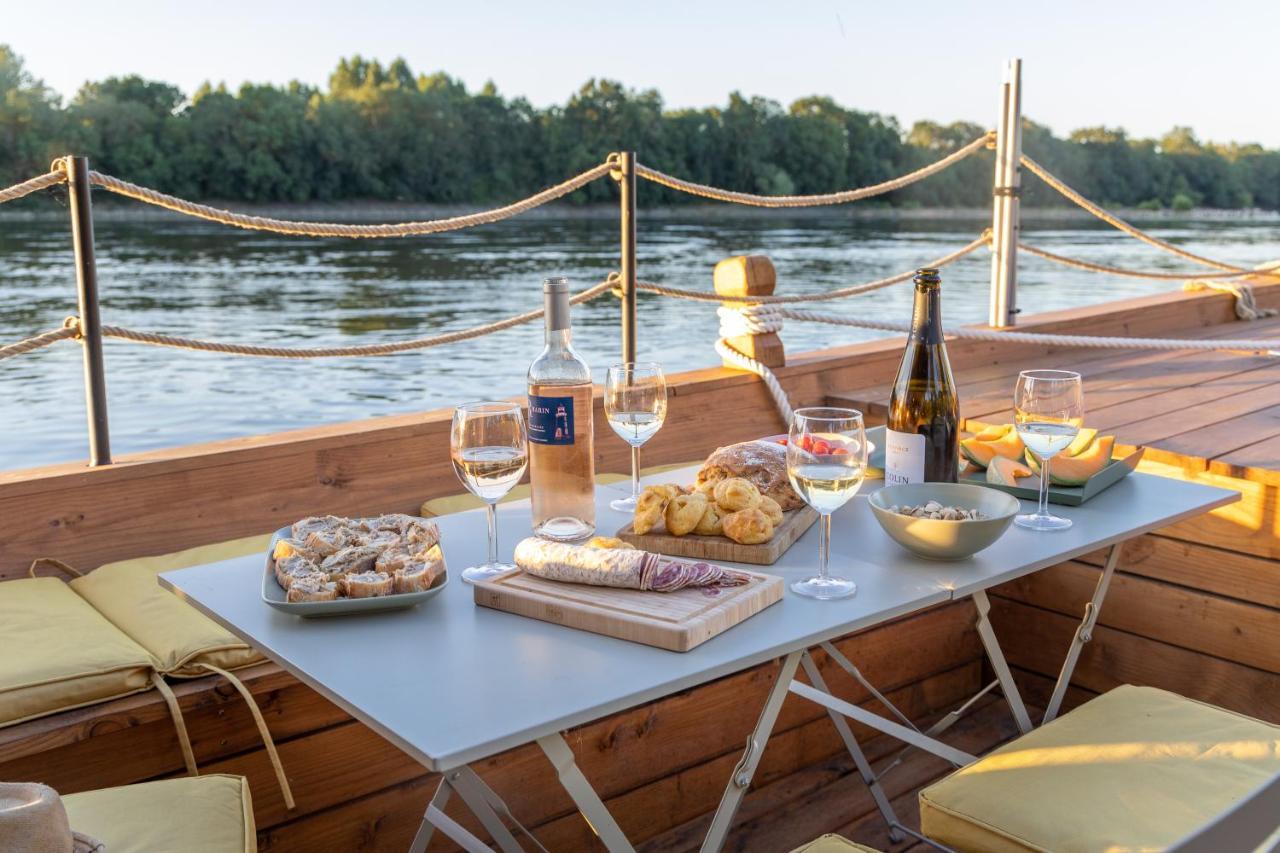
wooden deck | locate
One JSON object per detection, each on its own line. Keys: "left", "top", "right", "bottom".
{"left": 1, "top": 283, "right": 1277, "bottom": 850}
{"left": 830, "top": 311, "right": 1280, "bottom": 479}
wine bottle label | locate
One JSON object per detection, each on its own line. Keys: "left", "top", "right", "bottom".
{"left": 527, "top": 394, "right": 575, "bottom": 445}
{"left": 885, "top": 429, "right": 926, "bottom": 485}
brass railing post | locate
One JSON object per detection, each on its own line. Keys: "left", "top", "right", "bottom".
{"left": 988, "top": 59, "right": 1022, "bottom": 328}
{"left": 617, "top": 151, "right": 638, "bottom": 363}
{"left": 66, "top": 156, "right": 112, "bottom": 465}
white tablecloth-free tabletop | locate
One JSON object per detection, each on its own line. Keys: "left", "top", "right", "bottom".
{"left": 159, "top": 464, "right": 1236, "bottom": 774}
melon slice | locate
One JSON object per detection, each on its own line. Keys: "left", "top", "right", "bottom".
{"left": 986, "top": 455, "right": 1033, "bottom": 486}
{"left": 1064, "top": 427, "right": 1098, "bottom": 458}
{"left": 1026, "top": 435, "right": 1115, "bottom": 486}
{"left": 959, "top": 429, "right": 1026, "bottom": 469}
{"left": 972, "top": 423, "right": 1012, "bottom": 442}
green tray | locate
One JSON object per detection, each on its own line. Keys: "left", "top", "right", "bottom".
{"left": 866, "top": 426, "right": 1144, "bottom": 506}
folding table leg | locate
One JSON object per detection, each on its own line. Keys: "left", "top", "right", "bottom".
{"left": 537, "top": 732, "right": 635, "bottom": 853}
{"left": 700, "top": 650, "right": 803, "bottom": 853}
{"left": 799, "top": 650, "right": 905, "bottom": 843}
{"left": 409, "top": 768, "right": 534, "bottom": 853}
{"left": 972, "top": 589, "right": 1034, "bottom": 734}
{"left": 818, "top": 641, "right": 921, "bottom": 732}
{"left": 1043, "top": 542, "right": 1123, "bottom": 724}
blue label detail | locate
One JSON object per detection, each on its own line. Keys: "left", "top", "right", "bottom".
{"left": 528, "top": 394, "right": 575, "bottom": 445}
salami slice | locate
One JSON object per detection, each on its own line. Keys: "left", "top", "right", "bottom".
{"left": 513, "top": 538, "right": 749, "bottom": 592}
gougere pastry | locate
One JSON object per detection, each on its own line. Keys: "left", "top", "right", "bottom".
{"left": 665, "top": 493, "right": 708, "bottom": 536}
{"left": 721, "top": 507, "right": 774, "bottom": 545}
{"left": 713, "top": 477, "right": 762, "bottom": 512}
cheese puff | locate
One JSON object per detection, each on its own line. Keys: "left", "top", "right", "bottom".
{"left": 713, "top": 477, "right": 762, "bottom": 512}
{"left": 633, "top": 487, "right": 670, "bottom": 535}
{"left": 665, "top": 493, "right": 708, "bottom": 536}
{"left": 758, "top": 495, "right": 784, "bottom": 525}
{"left": 721, "top": 507, "right": 774, "bottom": 545}
{"left": 693, "top": 501, "right": 724, "bottom": 536}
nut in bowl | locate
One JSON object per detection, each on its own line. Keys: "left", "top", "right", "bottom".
{"left": 869, "top": 483, "right": 1019, "bottom": 560}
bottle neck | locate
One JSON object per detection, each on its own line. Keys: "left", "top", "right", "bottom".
{"left": 544, "top": 289, "right": 572, "bottom": 347}
{"left": 909, "top": 284, "right": 943, "bottom": 345}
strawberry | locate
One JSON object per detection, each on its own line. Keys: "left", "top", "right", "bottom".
{"left": 813, "top": 439, "right": 832, "bottom": 455}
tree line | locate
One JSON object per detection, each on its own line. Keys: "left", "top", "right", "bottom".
{"left": 3, "top": 46, "right": 1278, "bottom": 212}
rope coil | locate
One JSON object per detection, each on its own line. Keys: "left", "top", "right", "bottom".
{"left": 636, "top": 132, "right": 994, "bottom": 207}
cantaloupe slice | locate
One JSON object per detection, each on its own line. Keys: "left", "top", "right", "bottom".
{"left": 986, "top": 455, "right": 1033, "bottom": 486}
{"left": 972, "top": 423, "right": 1012, "bottom": 442}
{"left": 959, "top": 429, "right": 1026, "bottom": 469}
{"left": 1064, "top": 427, "right": 1098, "bottom": 458}
{"left": 1025, "top": 435, "right": 1115, "bottom": 485}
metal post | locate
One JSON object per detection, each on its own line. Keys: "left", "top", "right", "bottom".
{"left": 66, "top": 156, "right": 112, "bottom": 465}
{"left": 618, "top": 151, "right": 638, "bottom": 364}
{"left": 988, "top": 59, "right": 1022, "bottom": 328}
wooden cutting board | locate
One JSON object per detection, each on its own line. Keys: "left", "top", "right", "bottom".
{"left": 614, "top": 505, "right": 818, "bottom": 565}
{"left": 473, "top": 568, "right": 784, "bottom": 651}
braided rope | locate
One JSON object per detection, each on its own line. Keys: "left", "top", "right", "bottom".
{"left": 636, "top": 132, "right": 994, "bottom": 208}
{"left": 0, "top": 169, "right": 67, "bottom": 205}
{"left": 1020, "top": 240, "right": 1280, "bottom": 281}
{"left": 0, "top": 324, "right": 79, "bottom": 361}
{"left": 714, "top": 339, "right": 793, "bottom": 422}
{"left": 1020, "top": 156, "right": 1251, "bottom": 272}
{"left": 1182, "top": 280, "right": 1279, "bottom": 321}
{"left": 93, "top": 279, "right": 616, "bottom": 358}
{"left": 86, "top": 162, "right": 616, "bottom": 238}
{"left": 637, "top": 234, "right": 990, "bottom": 305}
{"left": 775, "top": 308, "right": 1280, "bottom": 355}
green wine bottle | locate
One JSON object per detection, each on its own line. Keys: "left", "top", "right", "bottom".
{"left": 885, "top": 268, "right": 959, "bottom": 483}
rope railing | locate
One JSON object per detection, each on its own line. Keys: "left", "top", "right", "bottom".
{"left": 635, "top": 132, "right": 994, "bottom": 208}
{"left": 1019, "top": 155, "right": 1254, "bottom": 273}
{"left": 1018, "top": 240, "right": 1280, "bottom": 281}
{"left": 0, "top": 170, "right": 67, "bottom": 205}
{"left": 84, "top": 161, "right": 617, "bottom": 238}
{"left": 637, "top": 233, "right": 991, "bottom": 304}
{"left": 0, "top": 279, "right": 616, "bottom": 362}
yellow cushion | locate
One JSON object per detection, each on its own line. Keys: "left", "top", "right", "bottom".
{"left": 789, "top": 834, "right": 882, "bottom": 852}
{"left": 919, "top": 685, "right": 1280, "bottom": 852}
{"left": 420, "top": 474, "right": 629, "bottom": 517}
{"left": 0, "top": 578, "right": 155, "bottom": 727}
{"left": 63, "top": 774, "right": 255, "bottom": 853}
{"left": 71, "top": 535, "right": 270, "bottom": 677}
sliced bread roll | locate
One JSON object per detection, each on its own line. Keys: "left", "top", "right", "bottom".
{"left": 393, "top": 544, "right": 446, "bottom": 593}
{"left": 287, "top": 573, "right": 340, "bottom": 602}
{"left": 341, "top": 571, "right": 394, "bottom": 598}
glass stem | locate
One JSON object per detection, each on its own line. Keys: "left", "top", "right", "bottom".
{"left": 1038, "top": 455, "right": 1052, "bottom": 517}
{"left": 631, "top": 445, "right": 641, "bottom": 500}
{"left": 486, "top": 502, "right": 499, "bottom": 566}
{"left": 819, "top": 513, "right": 832, "bottom": 581}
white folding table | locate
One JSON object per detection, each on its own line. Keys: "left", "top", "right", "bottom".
{"left": 160, "top": 456, "right": 1236, "bottom": 852}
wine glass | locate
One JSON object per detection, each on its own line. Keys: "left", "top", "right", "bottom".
{"left": 786, "top": 407, "right": 867, "bottom": 600}
{"left": 450, "top": 401, "right": 528, "bottom": 583}
{"left": 604, "top": 362, "right": 668, "bottom": 512}
{"left": 1013, "top": 370, "right": 1084, "bottom": 532}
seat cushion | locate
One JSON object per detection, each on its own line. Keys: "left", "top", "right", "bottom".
{"left": 420, "top": 473, "right": 629, "bottom": 517}
{"left": 788, "top": 834, "right": 882, "bottom": 852}
{"left": 71, "top": 535, "right": 270, "bottom": 677}
{"left": 0, "top": 578, "right": 155, "bottom": 727}
{"left": 63, "top": 774, "right": 255, "bottom": 853}
{"left": 919, "top": 685, "right": 1280, "bottom": 852}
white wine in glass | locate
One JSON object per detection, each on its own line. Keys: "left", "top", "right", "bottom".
{"left": 451, "top": 401, "right": 528, "bottom": 582}
{"left": 787, "top": 407, "right": 866, "bottom": 600}
{"left": 605, "top": 363, "right": 667, "bottom": 512}
{"left": 1013, "top": 370, "right": 1083, "bottom": 532}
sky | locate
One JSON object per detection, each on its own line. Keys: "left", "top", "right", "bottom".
{"left": 6, "top": 0, "right": 1280, "bottom": 147}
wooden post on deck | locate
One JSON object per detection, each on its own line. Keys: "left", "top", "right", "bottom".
{"left": 988, "top": 58, "right": 1023, "bottom": 328}
{"left": 715, "top": 255, "right": 785, "bottom": 368}
{"left": 66, "top": 156, "right": 112, "bottom": 466}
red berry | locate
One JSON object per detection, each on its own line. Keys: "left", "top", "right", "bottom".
{"left": 832, "top": 447, "right": 850, "bottom": 456}
{"left": 814, "top": 440, "right": 832, "bottom": 455}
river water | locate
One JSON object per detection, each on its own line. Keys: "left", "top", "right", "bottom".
{"left": 2, "top": 213, "right": 1278, "bottom": 470}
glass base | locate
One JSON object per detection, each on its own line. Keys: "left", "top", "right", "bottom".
{"left": 791, "top": 576, "right": 857, "bottom": 600}
{"left": 461, "top": 562, "right": 516, "bottom": 584}
{"left": 534, "top": 517, "right": 595, "bottom": 542}
{"left": 610, "top": 494, "right": 639, "bottom": 512}
{"left": 1015, "top": 512, "right": 1072, "bottom": 532}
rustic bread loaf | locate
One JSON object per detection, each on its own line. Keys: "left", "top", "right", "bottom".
{"left": 696, "top": 440, "right": 804, "bottom": 511}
